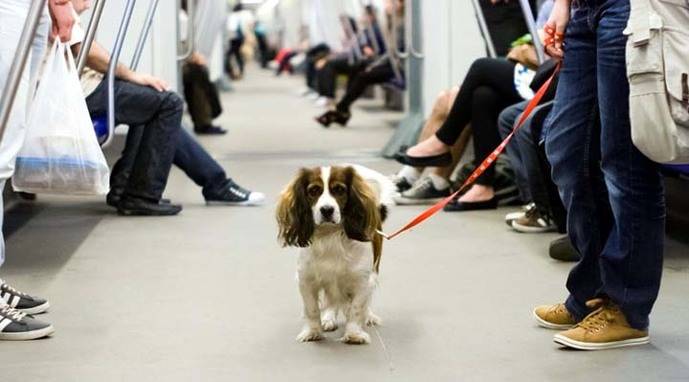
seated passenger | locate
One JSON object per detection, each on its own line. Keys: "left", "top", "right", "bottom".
{"left": 313, "top": 8, "right": 385, "bottom": 108}
{"left": 315, "top": 0, "right": 405, "bottom": 127}
{"left": 71, "top": 7, "right": 181, "bottom": 216}
{"left": 396, "top": 0, "right": 553, "bottom": 211}
{"left": 71, "top": 1, "right": 264, "bottom": 214}
{"left": 182, "top": 52, "right": 227, "bottom": 135}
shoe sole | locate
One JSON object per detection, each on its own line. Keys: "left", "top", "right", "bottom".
{"left": 117, "top": 209, "right": 181, "bottom": 216}
{"left": 553, "top": 333, "right": 650, "bottom": 350}
{"left": 512, "top": 221, "right": 557, "bottom": 234}
{"left": 0, "top": 325, "right": 54, "bottom": 341}
{"left": 20, "top": 301, "right": 50, "bottom": 315}
{"left": 206, "top": 200, "right": 265, "bottom": 207}
{"left": 533, "top": 310, "right": 575, "bottom": 330}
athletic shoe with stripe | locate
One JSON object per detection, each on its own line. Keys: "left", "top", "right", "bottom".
{"left": 0, "top": 279, "right": 50, "bottom": 315}
{"left": 0, "top": 303, "right": 54, "bottom": 341}
{"left": 205, "top": 181, "right": 266, "bottom": 206}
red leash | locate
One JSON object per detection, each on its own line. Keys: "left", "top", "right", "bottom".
{"left": 379, "top": 64, "right": 560, "bottom": 240}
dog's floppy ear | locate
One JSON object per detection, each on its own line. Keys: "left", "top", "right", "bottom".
{"left": 342, "top": 166, "right": 380, "bottom": 242}
{"left": 276, "top": 168, "right": 315, "bottom": 247}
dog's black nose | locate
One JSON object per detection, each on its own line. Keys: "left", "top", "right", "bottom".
{"left": 320, "top": 206, "right": 335, "bottom": 219}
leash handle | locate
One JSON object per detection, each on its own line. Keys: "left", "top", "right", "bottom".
{"left": 380, "top": 64, "right": 560, "bottom": 240}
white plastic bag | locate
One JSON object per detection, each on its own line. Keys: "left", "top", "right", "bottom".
{"left": 12, "top": 41, "right": 109, "bottom": 195}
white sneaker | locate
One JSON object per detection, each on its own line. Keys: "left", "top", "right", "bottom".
{"left": 505, "top": 203, "right": 535, "bottom": 227}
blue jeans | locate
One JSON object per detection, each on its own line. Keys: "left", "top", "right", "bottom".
{"left": 109, "top": 126, "right": 229, "bottom": 200}
{"left": 544, "top": 0, "right": 665, "bottom": 329}
{"left": 86, "top": 79, "right": 182, "bottom": 201}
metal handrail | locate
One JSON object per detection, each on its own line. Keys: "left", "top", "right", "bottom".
{"left": 177, "top": 0, "right": 195, "bottom": 61}
{"left": 0, "top": 0, "right": 49, "bottom": 142}
{"left": 470, "top": 0, "right": 497, "bottom": 58}
{"left": 408, "top": 0, "right": 424, "bottom": 59}
{"left": 131, "top": 0, "right": 161, "bottom": 70}
{"left": 77, "top": 0, "right": 107, "bottom": 76}
{"left": 389, "top": 3, "right": 409, "bottom": 60}
{"left": 519, "top": 0, "right": 545, "bottom": 64}
{"left": 104, "top": 0, "right": 138, "bottom": 148}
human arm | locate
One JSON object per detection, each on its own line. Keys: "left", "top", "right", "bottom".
{"left": 71, "top": 40, "right": 169, "bottom": 92}
{"left": 48, "top": 0, "right": 75, "bottom": 42}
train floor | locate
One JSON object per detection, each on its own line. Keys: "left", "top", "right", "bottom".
{"left": 1, "top": 66, "right": 689, "bottom": 381}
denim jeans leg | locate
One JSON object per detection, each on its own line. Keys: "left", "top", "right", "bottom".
{"left": 86, "top": 80, "right": 183, "bottom": 201}
{"left": 545, "top": 5, "right": 611, "bottom": 321}
{"left": 173, "top": 129, "right": 229, "bottom": 197}
{"left": 595, "top": 0, "right": 665, "bottom": 330}
{"left": 499, "top": 101, "right": 530, "bottom": 202}
{"left": 109, "top": 125, "right": 145, "bottom": 196}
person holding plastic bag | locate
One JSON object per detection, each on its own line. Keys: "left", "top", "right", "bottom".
{"left": 0, "top": 0, "right": 75, "bottom": 341}
{"left": 67, "top": 1, "right": 183, "bottom": 216}
{"left": 533, "top": 0, "right": 665, "bottom": 350}
{"left": 12, "top": 40, "right": 110, "bottom": 196}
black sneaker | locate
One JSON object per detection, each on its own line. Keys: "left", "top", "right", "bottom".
{"left": 205, "top": 182, "right": 266, "bottom": 206}
{"left": 117, "top": 197, "right": 183, "bottom": 216}
{"left": 0, "top": 304, "right": 54, "bottom": 341}
{"left": 0, "top": 279, "right": 50, "bottom": 315}
{"left": 390, "top": 174, "right": 414, "bottom": 193}
{"left": 393, "top": 177, "right": 451, "bottom": 205}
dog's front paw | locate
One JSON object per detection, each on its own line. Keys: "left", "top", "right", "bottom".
{"left": 296, "top": 328, "right": 323, "bottom": 343}
{"left": 322, "top": 318, "right": 338, "bottom": 332}
{"left": 341, "top": 330, "right": 371, "bottom": 345}
{"left": 366, "top": 312, "right": 382, "bottom": 327}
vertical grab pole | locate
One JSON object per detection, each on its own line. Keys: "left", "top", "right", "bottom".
{"left": 104, "top": 0, "right": 138, "bottom": 148}
{"left": 0, "top": 0, "right": 48, "bottom": 142}
{"left": 408, "top": 0, "right": 423, "bottom": 59}
{"left": 77, "top": 0, "right": 107, "bottom": 76}
{"left": 519, "top": 0, "right": 545, "bottom": 64}
{"left": 130, "top": 0, "right": 161, "bottom": 70}
{"left": 470, "top": 0, "right": 497, "bottom": 58}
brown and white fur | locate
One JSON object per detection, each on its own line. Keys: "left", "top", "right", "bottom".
{"left": 276, "top": 165, "right": 393, "bottom": 344}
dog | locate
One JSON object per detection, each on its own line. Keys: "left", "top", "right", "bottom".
{"left": 276, "top": 165, "right": 393, "bottom": 344}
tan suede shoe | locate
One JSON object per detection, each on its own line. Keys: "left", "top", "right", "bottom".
{"left": 534, "top": 303, "right": 577, "bottom": 330}
{"left": 553, "top": 299, "right": 650, "bottom": 350}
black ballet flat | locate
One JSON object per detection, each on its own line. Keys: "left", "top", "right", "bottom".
{"left": 396, "top": 152, "right": 453, "bottom": 167}
{"left": 443, "top": 196, "right": 498, "bottom": 212}
{"left": 315, "top": 110, "right": 351, "bottom": 128}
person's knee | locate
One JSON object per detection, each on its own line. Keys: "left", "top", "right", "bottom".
{"left": 161, "top": 91, "right": 185, "bottom": 119}
{"left": 431, "top": 90, "right": 451, "bottom": 117}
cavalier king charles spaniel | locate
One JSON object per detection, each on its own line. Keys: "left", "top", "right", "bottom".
{"left": 276, "top": 165, "right": 393, "bottom": 344}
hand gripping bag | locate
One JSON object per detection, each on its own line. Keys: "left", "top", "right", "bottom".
{"left": 12, "top": 41, "right": 109, "bottom": 195}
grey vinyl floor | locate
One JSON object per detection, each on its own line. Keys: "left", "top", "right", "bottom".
{"left": 1, "top": 66, "right": 688, "bottom": 381}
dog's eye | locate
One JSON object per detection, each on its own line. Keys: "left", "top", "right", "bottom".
{"left": 331, "top": 183, "right": 347, "bottom": 196}
{"left": 307, "top": 184, "right": 322, "bottom": 197}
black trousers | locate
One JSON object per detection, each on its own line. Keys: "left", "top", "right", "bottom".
{"left": 336, "top": 59, "right": 396, "bottom": 113}
{"left": 317, "top": 54, "right": 368, "bottom": 98}
{"left": 226, "top": 37, "right": 244, "bottom": 75}
{"left": 182, "top": 62, "right": 223, "bottom": 129}
{"left": 305, "top": 43, "right": 330, "bottom": 90}
{"left": 86, "top": 79, "right": 182, "bottom": 201}
{"left": 435, "top": 58, "right": 522, "bottom": 186}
